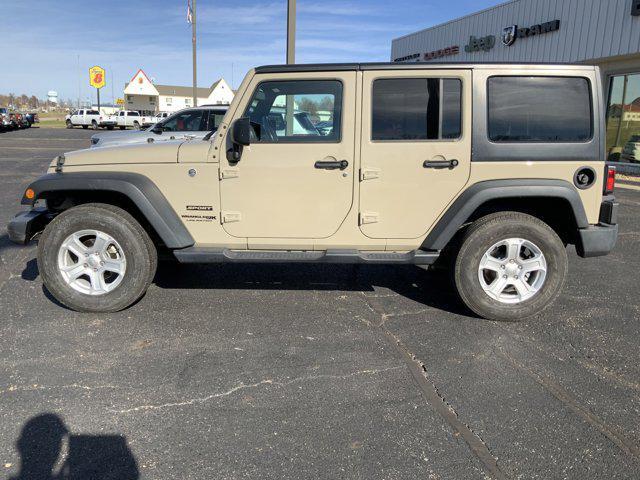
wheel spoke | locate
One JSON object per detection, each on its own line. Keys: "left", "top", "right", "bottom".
{"left": 520, "top": 256, "right": 546, "bottom": 274}
{"left": 488, "top": 276, "right": 509, "bottom": 297}
{"left": 102, "top": 258, "right": 125, "bottom": 275}
{"left": 92, "top": 232, "right": 111, "bottom": 254}
{"left": 506, "top": 238, "right": 522, "bottom": 261}
{"left": 61, "top": 263, "right": 86, "bottom": 281}
{"left": 480, "top": 254, "right": 504, "bottom": 272}
{"left": 87, "top": 269, "right": 108, "bottom": 294}
{"left": 513, "top": 278, "right": 535, "bottom": 300}
{"left": 66, "top": 235, "right": 89, "bottom": 257}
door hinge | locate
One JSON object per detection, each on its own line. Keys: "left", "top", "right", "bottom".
{"left": 359, "top": 212, "right": 379, "bottom": 225}
{"left": 219, "top": 168, "right": 239, "bottom": 180}
{"left": 221, "top": 211, "right": 242, "bottom": 223}
{"left": 360, "top": 167, "right": 381, "bottom": 181}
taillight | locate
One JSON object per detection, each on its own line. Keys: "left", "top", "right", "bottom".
{"left": 605, "top": 166, "right": 616, "bottom": 194}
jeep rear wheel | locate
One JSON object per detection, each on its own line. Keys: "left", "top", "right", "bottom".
{"left": 37, "top": 203, "right": 157, "bottom": 313}
{"left": 454, "top": 212, "right": 567, "bottom": 322}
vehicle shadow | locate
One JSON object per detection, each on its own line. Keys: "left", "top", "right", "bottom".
{"left": 8, "top": 413, "right": 139, "bottom": 480}
{"left": 154, "top": 262, "right": 474, "bottom": 317}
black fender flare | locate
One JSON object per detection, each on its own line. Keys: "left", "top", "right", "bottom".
{"left": 22, "top": 172, "right": 194, "bottom": 249}
{"left": 421, "top": 179, "right": 589, "bottom": 250}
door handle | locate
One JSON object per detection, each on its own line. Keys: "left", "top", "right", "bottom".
{"left": 423, "top": 159, "right": 459, "bottom": 169}
{"left": 315, "top": 159, "right": 349, "bottom": 170}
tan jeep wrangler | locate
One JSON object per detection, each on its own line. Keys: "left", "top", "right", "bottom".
{"left": 9, "top": 63, "right": 618, "bottom": 321}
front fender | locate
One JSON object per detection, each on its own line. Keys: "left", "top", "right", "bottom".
{"left": 21, "top": 172, "right": 194, "bottom": 249}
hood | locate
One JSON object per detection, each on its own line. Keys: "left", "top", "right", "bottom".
{"left": 51, "top": 140, "right": 185, "bottom": 169}
{"left": 91, "top": 129, "right": 150, "bottom": 141}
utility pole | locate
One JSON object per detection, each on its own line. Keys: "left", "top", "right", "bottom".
{"left": 285, "top": 0, "right": 296, "bottom": 135}
{"left": 77, "top": 54, "right": 81, "bottom": 109}
{"left": 192, "top": 0, "right": 197, "bottom": 107}
{"left": 287, "top": 0, "right": 296, "bottom": 64}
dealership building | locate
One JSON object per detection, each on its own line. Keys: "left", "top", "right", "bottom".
{"left": 391, "top": 0, "right": 640, "bottom": 161}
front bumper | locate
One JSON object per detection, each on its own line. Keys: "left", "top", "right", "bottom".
{"left": 7, "top": 208, "right": 51, "bottom": 244}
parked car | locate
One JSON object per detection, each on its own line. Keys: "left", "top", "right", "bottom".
{"left": 24, "top": 112, "right": 39, "bottom": 127}
{"left": 14, "top": 113, "right": 30, "bottom": 129}
{"left": 65, "top": 109, "right": 116, "bottom": 130}
{"left": 140, "top": 112, "right": 169, "bottom": 128}
{"left": 9, "top": 62, "right": 618, "bottom": 321}
{"left": 621, "top": 135, "right": 640, "bottom": 162}
{"left": 0, "top": 107, "right": 15, "bottom": 130}
{"left": 115, "top": 110, "right": 144, "bottom": 130}
{"left": 90, "top": 106, "right": 228, "bottom": 148}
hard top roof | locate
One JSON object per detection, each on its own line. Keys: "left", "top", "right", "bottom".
{"left": 255, "top": 62, "right": 594, "bottom": 74}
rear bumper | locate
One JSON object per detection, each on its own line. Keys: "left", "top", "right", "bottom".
{"left": 7, "top": 208, "right": 51, "bottom": 245}
{"left": 576, "top": 197, "right": 619, "bottom": 258}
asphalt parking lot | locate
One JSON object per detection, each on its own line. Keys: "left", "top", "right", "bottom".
{"left": 1, "top": 127, "right": 639, "bottom": 479}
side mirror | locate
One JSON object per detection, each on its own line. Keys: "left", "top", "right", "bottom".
{"left": 231, "top": 117, "right": 251, "bottom": 146}
{"left": 151, "top": 125, "right": 163, "bottom": 134}
{"left": 227, "top": 117, "right": 251, "bottom": 163}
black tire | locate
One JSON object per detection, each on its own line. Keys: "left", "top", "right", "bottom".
{"left": 37, "top": 203, "right": 157, "bottom": 313}
{"left": 66, "top": 120, "right": 73, "bottom": 129}
{"left": 133, "top": 121, "right": 140, "bottom": 130}
{"left": 107, "top": 125, "right": 114, "bottom": 130}
{"left": 119, "top": 126, "right": 125, "bottom": 130}
{"left": 91, "top": 120, "right": 98, "bottom": 130}
{"left": 453, "top": 212, "right": 568, "bottom": 322}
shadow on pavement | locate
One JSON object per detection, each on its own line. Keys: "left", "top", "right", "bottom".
{"left": 8, "top": 413, "right": 139, "bottom": 480}
{"left": 154, "top": 262, "right": 474, "bottom": 317}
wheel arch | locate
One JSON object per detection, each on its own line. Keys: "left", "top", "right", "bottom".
{"left": 22, "top": 172, "right": 194, "bottom": 249}
{"left": 421, "top": 179, "right": 588, "bottom": 251}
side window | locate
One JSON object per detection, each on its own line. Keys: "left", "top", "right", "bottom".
{"left": 129, "top": 111, "right": 140, "bottom": 117}
{"left": 488, "top": 76, "right": 592, "bottom": 142}
{"left": 372, "top": 78, "right": 462, "bottom": 141}
{"left": 243, "top": 80, "right": 342, "bottom": 143}
{"left": 204, "top": 110, "right": 224, "bottom": 131}
{"left": 162, "top": 110, "right": 204, "bottom": 132}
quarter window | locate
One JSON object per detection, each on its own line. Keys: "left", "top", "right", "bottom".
{"left": 244, "top": 80, "right": 342, "bottom": 143}
{"left": 488, "top": 76, "right": 592, "bottom": 142}
{"left": 371, "top": 78, "right": 462, "bottom": 141}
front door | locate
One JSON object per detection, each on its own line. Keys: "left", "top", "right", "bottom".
{"left": 359, "top": 69, "right": 472, "bottom": 239}
{"left": 220, "top": 73, "right": 356, "bottom": 239}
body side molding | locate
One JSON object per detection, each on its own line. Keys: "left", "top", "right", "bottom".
{"left": 421, "top": 179, "right": 589, "bottom": 251}
{"left": 22, "top": 172, "right": 194, "bottom": 249}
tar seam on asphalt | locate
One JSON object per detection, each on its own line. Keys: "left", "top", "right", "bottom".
{"left": 359, "top": 292, "right": 509, "bottom": 480}
{"left": 497, "top": 345, "right": 640, "bottom": 461}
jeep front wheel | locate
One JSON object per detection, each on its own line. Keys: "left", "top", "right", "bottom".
{"left": 454, "top": 212, "right": 568, "bottom": 322}
{"left": 37, "top": 203, "right": 157, "bottom": 313}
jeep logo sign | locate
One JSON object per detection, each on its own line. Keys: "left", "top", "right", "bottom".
{"left": 464, "top": 35, "right": 496, "bottom": 53}
{"left": 502, "top": 20, "right": 561, "bottom": 46}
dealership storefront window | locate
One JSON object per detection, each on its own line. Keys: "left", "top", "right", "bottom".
{"left": 607, "top": 74, "right": 640, "bottom": 162}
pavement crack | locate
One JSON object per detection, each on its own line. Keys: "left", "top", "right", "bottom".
{"left": 109, "top": 367, "right": 403, "bottom": 414}
{"left": 0, "top": 383, "right": 119, "bottom": 394}
{"left": 496, "top": 344, "right": 640, "bottom": 461}
{"left": 359, "top": 293, "right": 509, "bottom": 480}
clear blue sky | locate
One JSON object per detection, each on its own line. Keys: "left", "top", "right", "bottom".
{"left": 2, "top": 0, "right": 503, "bottom": 103}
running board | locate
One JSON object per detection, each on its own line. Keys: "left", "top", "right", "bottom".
{"left": 173, "top": 248, "right": 439, "bottom": 265}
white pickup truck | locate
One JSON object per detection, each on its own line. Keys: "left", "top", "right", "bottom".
{"left": 115, "top": 110, "right": 147, "bottom": 130}
{"left": 140, "top": 112, "right": 169, "bottom": 128}
{"left": 65, "top": 109, "right": 117, "bottom": 130}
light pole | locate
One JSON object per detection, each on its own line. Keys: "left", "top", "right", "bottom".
{"left": 192, "top": 0, "right": 197, "bottom": 107}
{"left": 285, "top": 0, "right": 296, "bottom": 135}
{"left": 287, "top": 0, "right": 296, "bottom": 64}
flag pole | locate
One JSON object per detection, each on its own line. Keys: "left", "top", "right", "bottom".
{"left": 191, "top": 0, "right": 197, "bottom": 106}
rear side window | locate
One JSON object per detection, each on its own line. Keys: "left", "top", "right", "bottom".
{"left": 372, "top": 78, "right": 462, "bottom": 141}
{"left": 488, "top": 76, "right": 592, "bottom": 142}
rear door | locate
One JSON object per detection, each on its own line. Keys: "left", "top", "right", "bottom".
{"left": 359, "top": 69, "right": 472, "bottom": 239}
